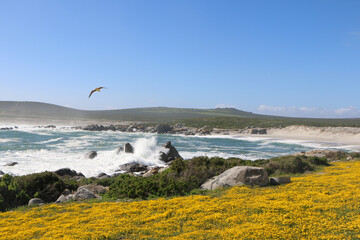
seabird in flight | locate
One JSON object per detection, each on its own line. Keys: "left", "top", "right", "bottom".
{"left": 88, "top": 87, "right": 106, "bottom": 98}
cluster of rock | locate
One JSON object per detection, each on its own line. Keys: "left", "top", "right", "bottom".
{"left": 0, "top": 127, "right": 16, "bottom": 131}
{"left": 76, "top": 123, "right": 270, "bottom": 136}
{"left": 85, "top": 141, "right": 181, "bottom": 163}
{"left": 28, "top": 184, "right": 108, "bottom": 206}
{"left": 201, "top": 166, "right": 290, "bottom": 190}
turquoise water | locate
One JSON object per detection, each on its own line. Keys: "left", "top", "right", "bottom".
{"left": 0, "top": 125, "right": 337, "bottom": 177}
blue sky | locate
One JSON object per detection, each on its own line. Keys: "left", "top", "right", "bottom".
{"left": 0, "top": 0, "right": 359, "bottom": 118}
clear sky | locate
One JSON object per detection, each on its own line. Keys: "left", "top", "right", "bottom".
{"left": 0, "top": 0, "right": 359, "bottom": 118}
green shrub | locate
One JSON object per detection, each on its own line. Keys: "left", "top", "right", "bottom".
{"left": 15, "top": 171, "right": 68, "bottom": 203}
{"left": 106, "top": 156, "right": 260, "bottom": 200}
{"left": 0, "top": 174, "right": 29, "bottom": 212}
{"left": 265, "top": 156, "right": 329, "bottom": 175}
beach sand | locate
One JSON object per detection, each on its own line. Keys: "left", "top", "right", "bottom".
{"left": 224, "top": 125, "right": 360, "bottom": 151}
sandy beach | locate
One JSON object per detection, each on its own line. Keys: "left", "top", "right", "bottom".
{"left": 225, "top": 125, "right": 360, "bottom": 151}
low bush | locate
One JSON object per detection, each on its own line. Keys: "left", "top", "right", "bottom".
{"left": 265, "top": 156, "right": 330, "bottom": 175}
{"left": 0, "top": 174, "right": 29, "bottom": 212}
{"left": 15, "top": 171, "right": 70, "bottom": 203}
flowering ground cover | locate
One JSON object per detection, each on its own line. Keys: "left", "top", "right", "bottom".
{"left": 1, "top": 160, "right": 360, "bottom": 239}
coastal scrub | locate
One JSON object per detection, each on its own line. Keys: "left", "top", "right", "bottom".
{"left": 1, "top": 160, "right": 360, "bottom": 239}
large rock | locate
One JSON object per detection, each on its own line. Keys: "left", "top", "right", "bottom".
{"left": 155, "top": 124, "right": 173, "bottom": 134}
{"left": 86, "top": 151, "right": 98, "bottom": 159}
{"left": 28, "top": 198, "right": 44, "bottom": 206}
{"left": 118, "top": 162, "right": 148, "bottom": 172}
{"left": 201, "top": 166, "right": 269, "bottom": 190}
{"left": 73, "top": 188, "right": 102, "bottom": 201}
{"left": 0, "top": 170, "right": 4, "bottom": 175}
{"left": 159, "top": 141, "right": 182, "bottom": 163}
{"left": 124, "top": 143, "right": 134, "bottom": 153}
{"left": 78, "top": 184, "right": 108, "bottom": 195}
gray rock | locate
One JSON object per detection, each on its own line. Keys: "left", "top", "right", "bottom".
{"left": 4, "top": 162, "right": 18, "bottom": 166}
{"left": 86, "top": 151, "right": 98, "bottom": 159}
{"left": 78, "top": 184, "right": 108, "bottom": 195}
{"left": 201, "top": 166, "right": 269, "bottom": 190}
{"left": 159, "top": 141, "right": 182, "bottom": 163}
{"left": 124, "top": 143, "right": 134, "bottom": 153}
{"left": 116, "top": 146, "right": 124, "bottom": 154}
{"left": 250, "top": 128, "right": 267, "bottom": 134}
{"left": 155, "top": 124, "right": 173, "bottom": 134}
{"left": 97, "top": 172, "right": 109, "bottom": 179}
{"left": 0, "top": 170, "right": 4, "bottom": 175}
{"left": 73, "top": 188, "right": 102, "bottom": 201}
{"left": 62, "top": 189, "right": 71, "bottom": 196}
{"left": 269, "top": 176, "right": 291, "bottom": 185}
{"left": 55, "top": 194, "right": 68, "bottom": 203}
{"left": 28, "top": 198, "right": 45, "bottom": 206}
{"left": 119, "top": 162, "right": 148, "bottom": 172}
{"left": 174, "top": 123, "right": 184, "bottom": 129}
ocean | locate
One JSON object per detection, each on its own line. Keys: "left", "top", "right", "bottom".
{"left": 0, "top": 125, "right": 351, "bottom": 177}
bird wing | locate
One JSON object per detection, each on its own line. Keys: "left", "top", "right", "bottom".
{"left": 88, "top": 89, "right": 96, "bottom": 98}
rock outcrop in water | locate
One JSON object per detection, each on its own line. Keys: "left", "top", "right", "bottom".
{"left": 159, "top": 141, "right": 182, "bottom": 163}
{"left": 118, "top": 162, "right": 148, "bottom": 173}
{"left": 4, "top": 162, "right": 18, "bottom": 166}
{"left": 86, "top": 151, "right": 98, "bottom": 159}
{"left": 124, "top": 143, "right": 134, "bottom": 153}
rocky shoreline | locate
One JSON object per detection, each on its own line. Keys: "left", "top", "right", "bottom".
{"left": 74, "top": 123, "right": 268, "bottom": 136}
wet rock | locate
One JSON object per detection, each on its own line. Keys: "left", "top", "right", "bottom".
{"left": 0, "top": 170, "right": 4, "bottom": 175}
{"left": 97, "top": 172, "right": 110, "bottom": 179}
{"left": 159, "top": 141, "right": 182, "bottom": 163}
{"left": 28, "top": 198, "right": 45, "bottom": 206}
{"left": 118, "top": 162, "right": 148, "bottom": 172}
{"left": 116, "top": 146, "right": 124, "bottom": 154}
{"left": 82, "top": 124, "right": 106, "bottom": 131}
{"left": 124, "top": 143, "right": 134, "bottom": 153}
{"left": 0, "top": 127, "right": 13, "bottom": 131}
{"left": 155, "top": 124, "right": 173, "bottom": 134}
{"left": 4, "top": 162, "right": 18, "bottom": 167}
{"left": 86, "top": 151, "right": 98, "bottom": 159}
{"left": 201, "top": 166, "right": 269, "bottom": 190}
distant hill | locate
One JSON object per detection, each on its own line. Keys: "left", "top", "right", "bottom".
{"left": 0, "top": 101, "right": 262, "bottom": 122}
{"left": 1, "top": 101, "right": 360, "bottom": 128}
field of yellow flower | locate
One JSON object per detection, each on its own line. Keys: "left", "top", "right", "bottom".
{"left": 1, "top": 161, "right": 360, "bottom": 239}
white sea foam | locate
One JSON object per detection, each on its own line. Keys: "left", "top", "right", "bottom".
{"left": 1, "top": 126, "right": 358, "bottom": 177}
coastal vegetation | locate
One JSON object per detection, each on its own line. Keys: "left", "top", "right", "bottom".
{"left": 0, "top": 155, "right": 331, "bottom": 211}
{"left": 1, "top": 159, "right": 360, "bottom": 239}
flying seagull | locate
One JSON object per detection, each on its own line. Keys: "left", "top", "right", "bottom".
{"left": 88, "top": 87, "right": 106, "bottom": 98}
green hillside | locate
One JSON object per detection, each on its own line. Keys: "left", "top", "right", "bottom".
{"left": 1, "top": 101, "right": 360, "bottom": 128}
